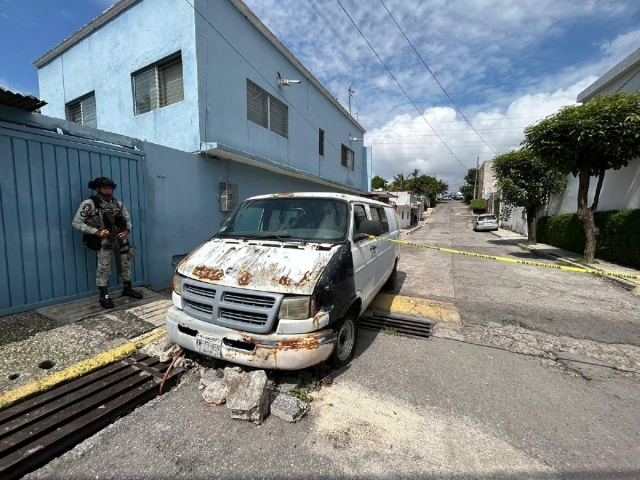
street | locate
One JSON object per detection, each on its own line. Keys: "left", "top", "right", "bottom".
{"left": 25, "top": 201, "right": 640, "bottom": 480}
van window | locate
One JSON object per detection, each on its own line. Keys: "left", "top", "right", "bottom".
{"left": 218, "top": 198, "right": 348, "bottom": 243}
{"left": 374, "top": 207, "right": 389, "bottom": 233}
{"left": 353, "top": 204, "right": 367, "bottom": 238}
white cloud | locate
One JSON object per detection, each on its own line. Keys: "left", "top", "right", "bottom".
{"left": 243, "top": 0, "right": 640, "bottom": 189}
{"left": 365, "top": 76, "right": 597, "bottom": 191}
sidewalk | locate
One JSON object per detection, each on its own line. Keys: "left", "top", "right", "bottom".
{"left": 0, "top": 289, "right": 171, "bottom": 397}
{"left": 491, "top": 229, "right": 640, "bottom": 293}
{"left": 400, "top": 208, "right": 433, "bottom": 239}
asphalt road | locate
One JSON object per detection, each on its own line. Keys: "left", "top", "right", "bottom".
{"left": 398, "top": 201, "right": 640, "bottom": 345}
{"left": 26, "top": 201, "right": 640, "bottom": 480}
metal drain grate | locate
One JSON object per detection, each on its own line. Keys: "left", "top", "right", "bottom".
{"left": 360, "top": 310, "right": 432, "bottom": 338}
{"left": 0, "top": 354, "right": 182, "bottom": 480}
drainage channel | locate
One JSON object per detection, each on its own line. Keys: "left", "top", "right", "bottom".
{"left": 0, "top": 354, "right": 182, "bottom": 480}
{"left": 360, "top": 310, "right": 432, "bottom": 338}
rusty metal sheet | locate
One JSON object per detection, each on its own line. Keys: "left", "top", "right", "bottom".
{"left": 178, "top": 240, "right": 336, "bottom": 295}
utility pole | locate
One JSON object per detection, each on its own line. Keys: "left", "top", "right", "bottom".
{"left": 473, "top": 156, "right": 479, "bottom": 200}
{"left": 348, "top": 85, "right": 355, "bottom": 114}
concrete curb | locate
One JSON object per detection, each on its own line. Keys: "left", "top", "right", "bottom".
{"left": 516, "top": 243, "right": 639, "bottom": 292}
{"left": 401, "top": 209, "right": 433, "bottom": 239}
{"left": 0, "top": 328, "right": 167, "bottom": 411}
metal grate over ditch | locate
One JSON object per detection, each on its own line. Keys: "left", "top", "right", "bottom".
{"left": 360, "top": 310, "right": 432, "bottom": 338}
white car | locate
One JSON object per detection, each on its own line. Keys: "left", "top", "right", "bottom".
{"left": 473, "top": 214, "right": 499, "bottom": 231}
{"left": 167, "top": 193, "right": 401, "bottom": 370}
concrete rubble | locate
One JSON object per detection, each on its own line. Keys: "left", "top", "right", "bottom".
{"left": 270, "top": 393, "right": 309, "bottom": 423}
{"left": 226, "top": 370, "right": 270, "bottom": 424}
{"left": 202, "top": 379, "right": 229, "bottom": 405}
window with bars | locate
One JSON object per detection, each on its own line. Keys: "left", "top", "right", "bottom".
{"left": 246, "top": 79, "right": 288, "bottom": 138}
{"left": 319, "top": 129, "right": 324, "bottom": 156}
{"left": 341, "top": 144, "right": 354, "bottom": 170}
{"left": 132, "top": 52, "right": 184, "bottom": 115}
{"left": 65, "top": 92, "right": 97, "bottom": 128}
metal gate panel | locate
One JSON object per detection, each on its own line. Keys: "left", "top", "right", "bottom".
{"left": 0, "top": 124, "right": 146, "bottom": 316}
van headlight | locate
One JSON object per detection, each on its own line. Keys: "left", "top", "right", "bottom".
{"left": 279, "top": 296, "right": 314, "bottom": 320}
{"left": 172, "top": 272, "right": 185, "bottom": 295}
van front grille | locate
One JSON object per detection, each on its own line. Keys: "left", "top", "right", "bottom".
{"left": 222, "top": 292, "right": 275, "bottom": 309}
{"left": 220, "top": 308, "right": 268, "bottom": 326}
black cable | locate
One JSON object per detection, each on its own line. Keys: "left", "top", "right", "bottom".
{"left": 307, "top": 0, "right": 465, "bottom": 174}
{"left": 379, "top": 0, "right": 497, "bottom": 155}
{"left": 336, "top": 0, "right": 470, "bottom": 172}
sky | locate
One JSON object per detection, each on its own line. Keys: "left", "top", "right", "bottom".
{"left": 2, "top": 0, "right": 640, "bottom": 191}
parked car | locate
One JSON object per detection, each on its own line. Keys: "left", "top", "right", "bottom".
{"left": 167, "top": 193, "right": 401, "bottom": 370}
{"left": 473, "top": 214, "right": 499, "bottom": 231}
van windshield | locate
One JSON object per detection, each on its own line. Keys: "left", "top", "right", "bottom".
{"left": 217, "top": 197, "right": 349, "bottom": 243}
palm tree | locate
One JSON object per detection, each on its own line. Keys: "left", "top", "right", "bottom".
{"left": 410, "top": 168, "right": 420, "bottom": 180}
{"left": 391, "top": 173, "right": 410, "bottom": 191}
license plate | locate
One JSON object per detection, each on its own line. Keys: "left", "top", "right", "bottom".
{"left": 195, "top": 334, "right": 222, "bottom": 358}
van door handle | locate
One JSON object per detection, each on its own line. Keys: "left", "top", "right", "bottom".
{"left": 369, "top": 245, "right": 377, "bottom": 251}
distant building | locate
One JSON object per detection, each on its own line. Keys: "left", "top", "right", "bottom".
{"left": 389, "top": 191, "right": 423, "bottom": 229}
{"left": 361, "top": 189, "right": 398, "bottom": 205}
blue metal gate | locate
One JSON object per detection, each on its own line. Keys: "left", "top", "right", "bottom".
{"left": 0, "top": 121, "right": 146, "bottom": 316}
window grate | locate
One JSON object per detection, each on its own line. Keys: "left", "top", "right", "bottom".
{"left": 319, "top": 129, "right": 324, "bottom": 156}
{"left": 65, "top": 92, "right": 97, "bottom": 128}
{"left": 133, "top": 52, "right": 184, "bottom": 115}
{"left": 341, "top": 144, "right": 354, "bottom": 170}
{"left": 246, "top": 79, "right": 288, "bottom": 138}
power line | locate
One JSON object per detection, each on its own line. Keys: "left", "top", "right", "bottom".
{"left": 307, "top": 0, "right": 466, "bottom": 174}
{"left": 336, "top": 0, "right": 471, "bottom": 172}
{"left": 182, "top": 0, "right": 370, "bottom": 179}
{"left": 379, "top": 0, "right": 497, "bottom": 155}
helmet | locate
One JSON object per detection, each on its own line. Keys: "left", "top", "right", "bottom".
{"left": 88, "top": 177, "right": 117, "bottom": 190}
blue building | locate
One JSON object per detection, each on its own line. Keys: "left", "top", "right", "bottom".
{"left": 34, "top": 0, "right": 371, "bottom": 196}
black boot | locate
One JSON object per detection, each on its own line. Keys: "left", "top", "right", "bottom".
{"left": 122, "top": 281, "right": 143, "bottom": 299}
{"left": 99, "top": 287, "right": 115, "bottom": 309}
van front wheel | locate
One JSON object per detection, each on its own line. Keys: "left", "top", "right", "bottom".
{"left": 329, "top": 313, "right": 358, "bottom": 368}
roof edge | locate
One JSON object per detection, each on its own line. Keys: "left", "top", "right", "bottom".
{"left": 33, "top": 0, "right": 141, "bottom": 68}
{"left": 577, "top": 47, "right": 640, "bottom": 103}
{"left": 32, "top": 0, "right": 365, "bottom": 133}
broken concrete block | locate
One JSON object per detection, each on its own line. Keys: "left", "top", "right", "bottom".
{"left": 223, "top": 365, "right": 244, "bottom": 383}
{"left": 270, "top": 394, "right": 309, "bottom": 423}
{"left": 226, "top": 370, "right": 269, "bottom": 424}
{"left": 202, "top": 379, "right": 229, "bottom": 405}
{"left": 200, "top": 368, "right": 223, "bottom": 388}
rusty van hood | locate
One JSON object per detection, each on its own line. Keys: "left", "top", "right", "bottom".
{"left": 177, "top": 239, "right": 338, "bottom": 295}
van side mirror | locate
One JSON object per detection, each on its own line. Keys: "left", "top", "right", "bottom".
{"left": 354, "top": 220, "right": 383, "bottom": 241}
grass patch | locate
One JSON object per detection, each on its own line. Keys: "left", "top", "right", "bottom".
{"left": 290, "top": 387, "right": 314, "bottom": 403}
{"left": 382, "top": 327, "right": 399, "bottom": 336}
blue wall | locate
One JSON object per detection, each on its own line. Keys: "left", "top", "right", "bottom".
{"left": 37, "top": 0, "right": 200, "bottom": 153}
{"left": 194, "top": 0, "right": 367, "bottom": 191}
{"left": 142, "top": 141, "right": 346, "bottom": 290}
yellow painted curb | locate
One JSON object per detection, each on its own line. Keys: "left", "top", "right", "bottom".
{"left": 634, "top": 286, "right": 640, "bottom": 297}
{"left": 369, "top": 293, "right": 460, "bottom": 323}
{"left": 0, "top": 329, "right": 167, "bottom": 411}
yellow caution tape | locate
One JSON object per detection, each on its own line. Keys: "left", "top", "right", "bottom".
{"left": 370, "top": 236, "right": 640, "bottom": 281}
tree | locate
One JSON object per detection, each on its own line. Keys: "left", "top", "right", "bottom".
{"left": 390, "top": 173, "right": 411, "bottom": 191}
{"left": 492, "top": 149, "right": 566, "bottom": 244}
{"left": 371, "top": 175, "right": 388, "bottom": 190}
{"left": 459, "top": 167, "right": 478, "bottom": 203}
{"left": 524, "top": 92, "right": 640, "bottom": 262}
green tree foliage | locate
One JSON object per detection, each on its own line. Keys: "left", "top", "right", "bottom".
{"left": 492, "top": 149, "right": 566, "bottom": 244}
{"left": 371, "top": 175, "right": 388, "bottom": 190}
{"left": 459, "top": 167, "right": 478, "bottom": 203}
{"left": 524, "top": 92, "right": 640, "bottom": 262}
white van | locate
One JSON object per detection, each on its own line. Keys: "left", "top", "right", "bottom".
{"left": 167, "top": 192, "right": 400, "bottom": 370}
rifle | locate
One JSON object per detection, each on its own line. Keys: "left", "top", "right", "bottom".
{"left": 103, "top": 209, "right": 122, "bottom": 279}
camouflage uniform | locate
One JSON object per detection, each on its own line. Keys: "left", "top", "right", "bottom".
{"left": 72, "top": 196, "right": 133, "bottom": 287}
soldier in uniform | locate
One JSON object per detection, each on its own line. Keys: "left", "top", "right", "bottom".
{"left": 72, "top": 177, "right": 143, "bottom": 309}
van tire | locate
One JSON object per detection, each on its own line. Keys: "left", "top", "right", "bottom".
{"left": 383, "top": 261, "right": 398, "bottom": 291}
{"left": 329, "top": 312, "right": 358, "bottom": 368}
